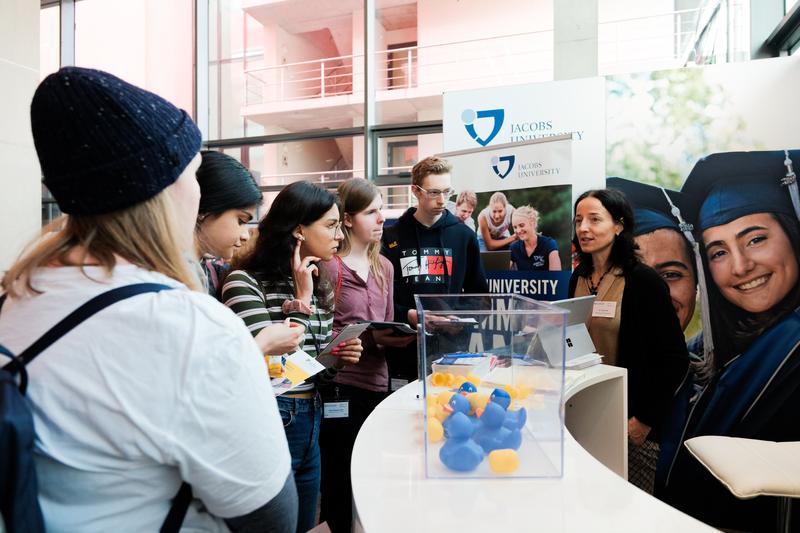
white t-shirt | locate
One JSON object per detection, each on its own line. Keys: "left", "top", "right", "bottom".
{"left": 478, "top": 204, "right": 514, "bottom": 239}
{"left": 0, "top": 265, "right": 291, "bottom": 532}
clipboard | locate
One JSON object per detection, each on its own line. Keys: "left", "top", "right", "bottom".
{"left": 315, "top": 322, "right": 371, "bottom": 367}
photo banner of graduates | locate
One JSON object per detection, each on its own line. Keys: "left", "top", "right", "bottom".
{"left": 606, "top": 55, "right": 800, "bottom": 529}
{"left": 439, "top": 136, "right": 574, "bottom": 301}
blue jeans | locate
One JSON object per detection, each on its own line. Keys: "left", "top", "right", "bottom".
{"left": 276, "top": 394, "right": 321, "bottom": 533}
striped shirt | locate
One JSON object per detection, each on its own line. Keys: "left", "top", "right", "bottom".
{"left": 222, "top": 269, "right": 336, "bottom": 392}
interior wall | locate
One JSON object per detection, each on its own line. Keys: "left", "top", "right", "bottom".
{"left": 0, "top": 0, "right": 41, "bottom": 271}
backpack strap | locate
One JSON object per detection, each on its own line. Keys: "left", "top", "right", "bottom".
{"left": 204, "top": 258, "right": 220, "bottom": 294}
{"left": 2, "top": 283, "right": 172, "bottom": 375}
{"left": 0, "top": 283, "right": 195, "bottom": 532}
{"left": 160, "top": 482, "right": 193, "bottom": 533}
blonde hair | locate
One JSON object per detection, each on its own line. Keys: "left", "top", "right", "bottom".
{"left": 512, "top": 205, "right": 539, "bottom": 226}
{"left": 3, "top": 190, "right": 199, "bottom": 296}
{"left": 337, "top": 178, "right": 386, "bottom": 288}
{"left": 411, "top": 156, "right": 452, "bottom": 188}
{"left": 489, "top": 191, "right": 509, "bottom": 207}
{"left": 455, "top": 190, "right": 477, "bottom": 208}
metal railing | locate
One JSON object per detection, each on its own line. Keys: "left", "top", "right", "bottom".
{"left": 598, "top": 1, "right": 749, "bottom": 73}
{"left": 244, "top": 30, "right": 553, "bottom": 106}
{"left": 598, "top": 6, "right": 703, "bottom": 73}
{"left": 257, "top": 167, "right": 415, "bottom": 210}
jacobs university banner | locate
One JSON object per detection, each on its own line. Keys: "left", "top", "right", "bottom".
{"left": 441, "top": 77, "right": 606, "bottom": 300}
{"left": 438, "top": 136, "right": 573, "bottom": 300}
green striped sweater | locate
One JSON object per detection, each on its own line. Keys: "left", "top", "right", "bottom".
{"left": 222, "top": 269, "right": 337, "bottom": 390}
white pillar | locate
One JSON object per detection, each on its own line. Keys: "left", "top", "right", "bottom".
{"left": 0, "top": 0, "right": 41, "bottom": 271}
{"left": 554, "top": 0, "right": 599, "bottom": 80}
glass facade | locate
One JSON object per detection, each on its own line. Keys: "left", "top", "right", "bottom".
{"left": 74, "top": 0, "right": 194, "bottom": 113}
{"left": 39, "top": 0, "right": 768, "bottom": 224}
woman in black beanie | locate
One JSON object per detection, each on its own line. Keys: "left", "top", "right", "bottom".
{"left": 0, "top": 67, "right": 296, "bottom": 533}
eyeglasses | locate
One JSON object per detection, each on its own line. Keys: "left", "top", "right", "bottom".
{"left": 325, "top": 221, "right": 343, "bottom": 237}
{"left": 415, "top": 185, "right": 457, "bottom": 200}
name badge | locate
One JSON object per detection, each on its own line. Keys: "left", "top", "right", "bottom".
{"left": 390, "top": 378, "right": 409, "bottom": 391}
{"left": 592, "top": 301, "right": 617, "bottom": 318}
{"left": 323, "top": 401, "right": 349, "bottom": 419}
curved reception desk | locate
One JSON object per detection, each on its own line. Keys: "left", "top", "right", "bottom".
{"left": 351, "top": 365, "right": 714, "bottom": 532}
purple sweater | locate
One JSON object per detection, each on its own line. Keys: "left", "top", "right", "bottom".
{"left": 319, "top": 255, "right": 394, "bottom": 392}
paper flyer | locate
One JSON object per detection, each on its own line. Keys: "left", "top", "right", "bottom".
{"left": 268, "top": 349, "right": 326, "bottom": 396}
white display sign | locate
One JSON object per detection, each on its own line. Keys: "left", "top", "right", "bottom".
{"left": 443, "top": 77, "right": 606, "bottom": 203}
{"left": 438, "top": 135, "right": 572, "bottom": 194}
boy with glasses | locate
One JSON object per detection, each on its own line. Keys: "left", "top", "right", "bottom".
{"left": 381, "top": 156, "right": 488, "bottom": 387}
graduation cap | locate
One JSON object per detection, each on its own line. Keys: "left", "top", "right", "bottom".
{"left": 606, "top": 177, "right": 689, "bottom": 237}
{"left": 681, "top": 150, "right": 800, "bottom": 232}
{"left": 607, "top": 176, "right": 716, "bottom": 381}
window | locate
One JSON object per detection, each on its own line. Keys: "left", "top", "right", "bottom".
{"left": 74, "top": 0, "right": 194, "bottom": 113}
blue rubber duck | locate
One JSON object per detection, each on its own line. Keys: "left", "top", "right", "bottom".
{"left": 489, "top": 388, "right": 512, "bottom": 410}
{"left": 503, "top": 407, "right": 527, "bottom": 431}
{"left": 439, "top": 412, "right": 484, "bottom": 472}
{"left": 458, "top": 381, "right": 478, "bottom": 394}
{"left": 487, "top": 387, "right": 527, "bottom": 431}
{"left": 473, "top": 402, "right": 522, "bottom": 453}
{"left": 442, "top": 393, "right": 472, "bottom": 438}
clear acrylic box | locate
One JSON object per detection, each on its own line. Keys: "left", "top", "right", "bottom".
{"left": 416, "top": 294, "right": 567, "bottom": 479}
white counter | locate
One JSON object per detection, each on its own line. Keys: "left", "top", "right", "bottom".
{"left": 350, "top": 364, "right": 714, "bottom": 532}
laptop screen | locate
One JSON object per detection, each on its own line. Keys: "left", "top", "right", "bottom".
{"left": 551, "top": 295, "right": 595, "bottom": 326}
{"left": 480, "top": 250, "right": 512, "bottom": 271}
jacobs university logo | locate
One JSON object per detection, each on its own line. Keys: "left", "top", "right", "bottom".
{"left": 462, "top": 108, "right": 505, "bottom": 146}
{"left": 491, "top": 155, "right": 515, "bottom": 179}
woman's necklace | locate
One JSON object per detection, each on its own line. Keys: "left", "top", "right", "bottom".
{"left": 586, "top": 266, "right": 612, "bottom": 296}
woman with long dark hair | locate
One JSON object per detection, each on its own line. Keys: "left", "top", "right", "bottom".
{"left": 194, "top": 150, "right": 262, "bottom": 295}
{"left": 569, "top": 188, "right": 688, "bottom": 494}
{"left": 658, "top": 150, "right": 800, "bottom": 532}
{"left": 195, "top": 151, "right": 303, "bottom": 357}
{"left": 222, "top": 180, "right": 363, "bottom": 533}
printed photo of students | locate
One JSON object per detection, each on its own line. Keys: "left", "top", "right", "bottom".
{"left": 381, "top": 156, "right": 488, "bottom": 385}
{"left": 477, "top": 191, "right": 516, "bottom": 250}
{"left": 317, "top": 178, "right": 413, "bottom": 533}
{"left": 194, "top": 150, "right": 263, "bottom": 297}
{"left": 446, "top": 190, "right": 477, "bottom": 231}
{"left": 657, "top": 150, "right": 800, "bottom": 532}
{"left": 222, "top": 181, "right": 363, "bottom": 533}
{"left": 509, "top": 205, "right": 561, "bottom": 271}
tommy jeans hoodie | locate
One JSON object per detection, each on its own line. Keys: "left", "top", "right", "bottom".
{"left": 381, "top": 207, "right": 488, "bottom": 322}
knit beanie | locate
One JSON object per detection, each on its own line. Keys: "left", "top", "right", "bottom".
{"left": 30, "top": 66, "right": 202, "bottom": 215}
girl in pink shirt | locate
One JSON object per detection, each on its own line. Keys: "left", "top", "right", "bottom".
{"left": 318, "top": 178, "right": 414, "bottom": 533}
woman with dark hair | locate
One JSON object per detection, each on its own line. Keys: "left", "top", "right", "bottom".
{"left": 569, "top": 188, "right": 688, "bottom": 494}
{"left": 222, "top": 180, "right": 363, "bottom": 533}
{"left": 196, "top": 151, "right": 304, "bottom": 360}
{"left": 194, "top": 150, "right": 263, "bottom": 295}
{"left": 658, "top": 150, "right": 800, "bottom": 532}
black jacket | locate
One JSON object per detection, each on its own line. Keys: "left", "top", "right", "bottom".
{"left": 382, "top": 208, "right": 488, "bottom": 322}
{"left": 569, "top": 262, "right": 689, "bottom": 439}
